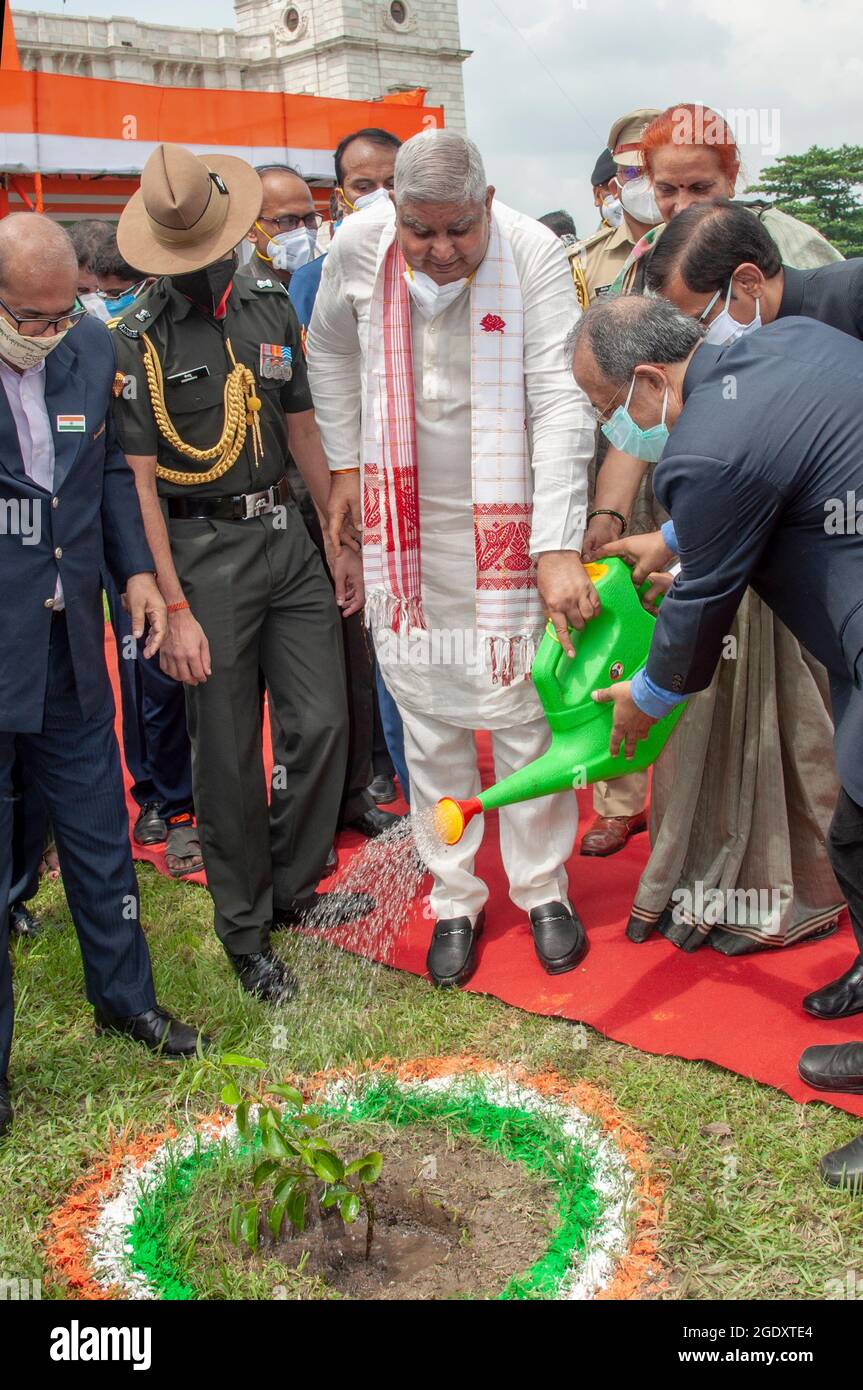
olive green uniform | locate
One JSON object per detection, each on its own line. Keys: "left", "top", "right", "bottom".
{"left": 111, "top": 273, "right": 348, "bottom": 954}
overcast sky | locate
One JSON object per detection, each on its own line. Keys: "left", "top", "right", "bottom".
{"left": 8, "top": 0, "right": 863, "bottom": 235}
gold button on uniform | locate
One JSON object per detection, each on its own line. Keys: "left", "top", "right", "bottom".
{"left": 52, "top": 497, "right": 59, "bottom": 509}
{"left": 54, "top": 547, "right": 63, "bottom": 559}
{"left": 44, "top": 597, "right": 55, "bottom": 609}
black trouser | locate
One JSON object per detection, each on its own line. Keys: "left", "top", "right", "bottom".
{"left": 827, "top": 787, "right": 863, "bottom": 956}
{"left": 169, "top": 502, "right": 348, "bottom": 955}
{"left": 0, "top": 615, "right": 157, "bottom": 1081}
{"left": 290, "top": 477, "right": 375, "bottom": 824}
{"left": 8, "top": 754, "right": 47, "bottom": 910}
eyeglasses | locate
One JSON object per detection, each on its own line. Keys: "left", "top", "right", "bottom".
{"left": 592, "top": 380, "right": 628, "bottom": 424}
{"left": 258, "top": 213, "right": 323, "bottom": 235}
{"left": 0, "top": 295, "right": 86, "bottom": 337}
{"left": 698, "top": 285, "right": 725, "bottom": 322}
{"left": 95, "top": 278, "right": 149, "bottom": 301}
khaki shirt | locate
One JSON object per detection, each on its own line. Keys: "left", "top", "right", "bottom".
{"left": 569, "top": 221, "right": 638, "bottom": 304}
{"left": 110, "top": 269, "right": 312, "bottom": 497}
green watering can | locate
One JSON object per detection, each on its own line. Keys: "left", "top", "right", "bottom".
{"left": 433, "top": 557, "right": 686, "bottom": 845}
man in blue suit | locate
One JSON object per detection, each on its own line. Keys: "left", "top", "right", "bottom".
{"left": 0, "top": 213, "right": 206, "bottom": 1140}
{"left": 571, "top": 294, "right": 863, "bottom": 1189}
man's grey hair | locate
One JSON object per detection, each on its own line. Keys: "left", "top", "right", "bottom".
{"left": 566, "top": 296, "right": 704, "bottom": 387}
{"left": 394, "top": 129, "right": 488, "bottom": 207}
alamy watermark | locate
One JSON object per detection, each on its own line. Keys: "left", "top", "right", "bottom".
{"left": 671, "top": 883, "right": 782, "bottom": 932}
{"left": 824, "top": 492, "right": 863, "bottom": 535}
{"left": 0, "top": 498, "right": 41, "bottom": 545}
{"left": 0, "top": 1276, "right": 41, "bottom": 1300}
{"left": 670, "top": 104, "right": 781, "bottom": 160}
{"left": 376, "top": 626, "right": 487, "bottom": 674}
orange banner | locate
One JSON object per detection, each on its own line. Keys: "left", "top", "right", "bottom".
{"left": 0, "top": 69, "right": 443, "bottom": 151}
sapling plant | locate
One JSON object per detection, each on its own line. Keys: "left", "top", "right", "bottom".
{"left": 191, "top": 1052, "right": 383, "bottom": 1259}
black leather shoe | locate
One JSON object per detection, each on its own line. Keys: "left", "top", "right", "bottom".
{"left": 94, "top": 1005, "right": 209, "bottom": 1057}
{"left": 804, "top": 957, "right": 863, "bottom": 1020}
{"left": 133, "top": 802, "right": 167, "bottom": 846}
{"left": 9, "top": 902, "right": 43, "bottom": 940}
{"left": 345, "top": 807, "right": 408, "bottom": 839}
{"left": 427, "top": 910, "right": 485, "bottom": 988}
{"left": 798, "top": 1042, "right": 863, "bottom": 1094}
{"left": 368, "top": 774, "right": 397, "bottom": 805}
{"left": 529, "top": 901, "right": 588, "bottom": 975}
{"left": 820, "top": 1133, "right": 863, "bottom": 1191}
{"left": 227, "top": 949, "right": 297, "bottom": 1002}
{"left": 273, "top": 892, "right": 375, "bottom": 932}
{"left": 0, "top": 1078, "right": 11, "bottom": 1140}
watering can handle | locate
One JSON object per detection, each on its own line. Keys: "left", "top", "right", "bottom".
{"left": 533, "top": 619, "right": 581, "bottom": 705}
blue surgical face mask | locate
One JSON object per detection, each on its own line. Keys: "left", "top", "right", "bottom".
{"left": 103, "top": 288, "right": 139, "bottom": 316}
{"left": 701, "top": 280, "right": 762, "bottom": 345}
{"left": 601, "top": 376, "right": 670, "bottom": 463}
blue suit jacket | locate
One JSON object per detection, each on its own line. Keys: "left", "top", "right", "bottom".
{"left": 0, "top": 315, "right": 154, "bottom": 732}
{"left": 288, "top": 253, "right": 326, "bottom": 333}
{"left": 646, "top": 316, "right": 863, "bottom": 804}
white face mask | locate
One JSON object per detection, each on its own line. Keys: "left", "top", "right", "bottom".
{"left": 601, "top": 194, "right": 624, "bottom": 228}
{"left": 265, "top": 227, "right": 317, "bottom": 273}
{"left": 702, "top": 280, "right": 763, "bottom": 346}
{"left": 0, "top": 315, "right": 69, "bottom": 371}
{"left": 78, "top": 291, "right": 111, "bottom": 322}
{"left": 403, "top": 268, "right": 471, "bottom": 320}
{"left": 618, "top": 174, "right": 662, "bottom": 226}
{"left": 348, "top": 187, "right": 391, "bottom": 213}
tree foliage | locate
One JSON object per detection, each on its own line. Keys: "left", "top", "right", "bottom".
{"left": 747, "top": 144, "right": 863, "bottom": 258}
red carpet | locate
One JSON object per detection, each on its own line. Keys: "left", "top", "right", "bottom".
{"left": 108, "top": 631, "right": 863, "bottom": 1121}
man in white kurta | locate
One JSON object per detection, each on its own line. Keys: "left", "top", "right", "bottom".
{"left": 307, "top": 132, "right": 597, "bottom": 987}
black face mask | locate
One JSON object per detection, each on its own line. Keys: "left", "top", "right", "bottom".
{"left": 171, "top": 252, "right": 237, "bottom": 315}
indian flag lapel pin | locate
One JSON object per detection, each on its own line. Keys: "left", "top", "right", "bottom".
{"left": 56, "top": 414, "right": 86, "bottom": 433}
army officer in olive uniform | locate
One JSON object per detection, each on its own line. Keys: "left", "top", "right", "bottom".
{"left": 112, "top": 144, "right": 370, "bottom": 1003}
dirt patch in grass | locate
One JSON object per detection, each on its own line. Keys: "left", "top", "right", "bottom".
{"left": 186, "top": 1124, "right": 557, "bottom": 1300}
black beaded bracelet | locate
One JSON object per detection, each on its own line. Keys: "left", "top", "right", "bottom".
{"left": 587, "top": 508, "right": 627, "bottom": 535}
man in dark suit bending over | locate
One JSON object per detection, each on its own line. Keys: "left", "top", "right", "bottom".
{"left": 570, "top": 294, "right": 863, "bottom": 1190}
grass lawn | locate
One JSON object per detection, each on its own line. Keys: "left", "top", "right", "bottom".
{"left": 2, "top": 861, "right": 861, "bottom": 1300}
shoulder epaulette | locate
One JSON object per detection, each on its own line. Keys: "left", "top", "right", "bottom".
{"left": 109, "top": 286, "right": 169, "bottom": 340}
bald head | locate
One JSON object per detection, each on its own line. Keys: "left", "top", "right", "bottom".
{"left": 247, "top": 166, "right": 317, "bottom": 281}
{"left": 0, "top": 214, "right": 77, "bottom": 290}
{"left": 259, "top": 166, "right": 312, "bottom": 205}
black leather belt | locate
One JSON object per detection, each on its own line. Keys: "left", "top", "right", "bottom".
{"left": 166, "top": 474, "right": 291, "bottom": 521}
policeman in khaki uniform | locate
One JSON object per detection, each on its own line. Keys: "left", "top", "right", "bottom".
{"left": 567, "top": 149, "right": 628, "bottom": 309}
{"left": 112, "top": 144, "right": 370, "bottom": 1003}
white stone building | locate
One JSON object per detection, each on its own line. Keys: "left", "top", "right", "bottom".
{"left": 11, "top": 0, "right": 470, "bottom": 128}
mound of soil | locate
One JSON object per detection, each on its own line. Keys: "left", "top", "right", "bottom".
{"left": 253, "top": 1125, "right": 557, "bottom": 1300}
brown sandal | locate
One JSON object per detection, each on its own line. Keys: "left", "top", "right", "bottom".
{"left": 39, "top": 841, "right": 61, "bottom": 881}
{"left": 165, "top": 819, "right": 204, "bottom": 879}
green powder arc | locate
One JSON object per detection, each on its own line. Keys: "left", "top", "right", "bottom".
{"left": 126, "top": 1074, "right": 621, "bottom": 1301}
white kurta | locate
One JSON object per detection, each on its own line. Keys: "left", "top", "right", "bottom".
{"left": 307, "top": 198, "right": 595, "bottom": 726}
{"left": 307, "top": 202, "right": 594, "bottom": 919}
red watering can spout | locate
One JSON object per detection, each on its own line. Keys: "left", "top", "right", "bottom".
{"left": 433, "top": 797, "right": 483, "bottom": 846}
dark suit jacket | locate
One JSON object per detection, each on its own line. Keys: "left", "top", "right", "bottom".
{"left": 0, "top": 315, "right": 154, "bottom": 732}
{"left": 778, "top": 259, "right": 863, "bottom": 339}
{"left": 647, "top": 316, "right": 863, "bottom": 804}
